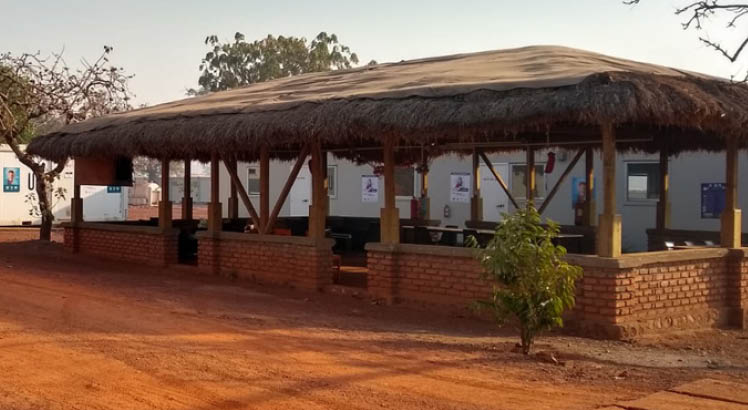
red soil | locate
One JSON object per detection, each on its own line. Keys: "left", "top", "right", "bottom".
{"left": 0, "top": 230, "right": 746, "bottom": 409}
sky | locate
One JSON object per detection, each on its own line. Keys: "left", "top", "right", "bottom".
{"left": 2, "top": 0, "right": 745, "bottom": 106}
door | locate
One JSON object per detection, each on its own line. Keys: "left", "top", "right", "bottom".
{"left": 290, "top": 166, "right": 311, "bottom": 216}
{"left": 480, "top": 163, "right": 510, "bottom": 222}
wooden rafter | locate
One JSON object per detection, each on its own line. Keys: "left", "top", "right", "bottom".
{"left": 478, "top": 151, "right": 520, "bottom": 210}
{"left": 223, "top": 155, "right": 262, "bottom": 232}
{"left": 262, "top": 144, "right": 311, "bottom": 234}
{"left": 538, "top": 149, "right": 585, "bottom": 215}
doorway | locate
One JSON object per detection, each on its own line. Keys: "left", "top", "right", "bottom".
{"left": 290, "top": 166, "right": 311, "bottom": 217}
{"left": 480, "top": 163, "right": 510, "bottom": 222}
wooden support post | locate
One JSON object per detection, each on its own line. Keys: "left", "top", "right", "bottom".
{"left": 721, "top": 136, "right": 742, "bottom": 248}
{"left": 223, "top": 156, "right": 261, "bottom": 232}
{"left": 526, "top": 146, "right": 536, "bottom": 206}
{"left": 260, "top": 146, "right": 270, "bottom": 228}
{"left": 207, "top": 153, "right": 222, "bottom": 235}
{"left": 597, "top": 124, "right": 622, "bottom": 257}
{"left": 380, "top": 138, "right": 400, "bottom": 243}
{"left": 656, "top": 148, "right": 671, "bottom": 231}
{"left": 583, "top": 147, "right": 596, "bottom": 226}
{"left": 470, "top": 149, "right": 483, "bottom": 221}
{"left": 322, "top": 150, "right": 330, "bottom": 217}
{"left": 158, "top": 159, "right": 172, "bottom": 232}
{"left": 308, "top": 141, "right": 326, "bottom": 239}
{"left": 479, "top": 151, "right": 520, "bottom": 209}
{"left": 419, "top": 160, "right": 430, "bottom": 220}
{"left": 70, "top": 181, "right": 82, "bottom": 253}
{"left": 71, "top": 182, "right": 83, "bottom": 226}
{"left": 538, "top": 149, "right": 584, "bottom": 214}
{"left": 227, "top": 160, "right": 239, "bottom": 220}
{"left": 182, "top": 159, "right": 193, "bottom": 221}
{"left": 264, "top": 145, "right": 310, "bottom": 234}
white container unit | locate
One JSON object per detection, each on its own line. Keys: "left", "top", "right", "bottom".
{"left": 0, "top": 145, "right": 128, "bottom": 225}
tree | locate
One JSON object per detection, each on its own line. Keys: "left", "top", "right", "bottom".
{"left": 470, "top": 206, "right": 582, "bottom": 355}
{"left": 189, "top": 31, "right": 372, "bottom": 94}
{"left": 0, "top": 47, "right": 133, "bottom": 240}
{"left": 625, "top": 1, "right": 748, "bottom": 80}
{"left": 132, "top": 157, "right": 185, "bottom": 182}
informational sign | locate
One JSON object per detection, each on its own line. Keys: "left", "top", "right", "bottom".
{"left": 571, "top": 177, "right": 594, "bottom": 208}
{"left": 361, "top": 175, "right": 379, "bottom": 203}
{"left": 107, "top": 186, "right": 122, "bottom": 194}
{"left": 450, "top": 172, "right": 471, "bottom": 203}
{"left": 701, "top": 183, "right": 726, "bottom": 219}
{"left": 3, "top": 167, "right": 20, "bottom": 193}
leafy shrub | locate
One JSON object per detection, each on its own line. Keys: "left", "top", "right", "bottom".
{"left": 470, "top": 206, "right": 582, "bottom": 354}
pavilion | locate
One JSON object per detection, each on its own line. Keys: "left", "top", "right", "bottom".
{"left": 28, "top": 45, "right": 748, "bottom": 339}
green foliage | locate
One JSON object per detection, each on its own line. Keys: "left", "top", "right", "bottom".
{"left": 470, "top": 206, "right": 582, "bottom": 354}
{"left": 191, "top": 31, "right": 364, "bottom": 94}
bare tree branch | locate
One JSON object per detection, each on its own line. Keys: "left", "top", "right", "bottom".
{"left": 0, "top": 46, "right": 134, "bottom": 240}
{"left": 625, "top": 1, "right": 748, "bottom": 80}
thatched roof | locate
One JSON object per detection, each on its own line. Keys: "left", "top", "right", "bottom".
{"left": 26, "top": 45, "right": 748, "bottom": 163}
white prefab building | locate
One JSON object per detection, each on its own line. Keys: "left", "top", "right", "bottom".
{"left": 217, "top": 149, "right": 748, "bottom": 252}
{"left": 0, "top": 145, "right": 128, "bottom": 225}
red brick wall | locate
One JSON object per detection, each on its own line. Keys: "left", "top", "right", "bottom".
{"left": 367, "top": 244, "right": 748, "bottom": 339}
{"left": 197, "top": 232, "right": 334, "bottom": 291}
{"left": 367, "top": 244, "right": 488, "bottom": 307}
{"left": 63, "top": 224, "right": 178, "bottom": 267}
{"left": 569, "top": 256, "right": 735, "bottom": 338}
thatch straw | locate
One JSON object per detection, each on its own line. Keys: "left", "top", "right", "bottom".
{"left": 26, "top": 45, "right": 748, "bottom": 163}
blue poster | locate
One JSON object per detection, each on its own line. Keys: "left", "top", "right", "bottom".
{"left": 3, "top": 167, "right": 20, "bottom": 193}
{"left": 571, "top": 177, "right": 594, "bottom": 208}
{"left": 701, "top": 183, "right": 726, "bottom": 219}
{"left": 107, "top": 186, "right": 122, "bottom": 193}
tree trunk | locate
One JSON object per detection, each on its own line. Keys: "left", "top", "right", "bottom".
{"left": 35, "top": 172, "right": 53, "bottom": 241}
{"left": 521, "top": 327, "right": 534, "bottom": 355}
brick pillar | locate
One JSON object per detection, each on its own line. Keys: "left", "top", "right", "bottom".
{"left": 366, "top": 246, "right": 399, "bottom": 304}
{"left": 197, "top": 236, "right": 220, "bottom": 275}
{"left": 302, "top": 240, "right": 334, "bottom": 291}
{"left": 728, "top": 249, "right": 748, "bottom": 329}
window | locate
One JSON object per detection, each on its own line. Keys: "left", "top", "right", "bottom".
{"left": 626, "top": 162, "right": 659, "bottom": 201}
{"left": 395, "top": 167, "right": 416, "bottom": 197}
{"left": 246, "top": 166, "right": 260, "bottom": 195}
{"left": 327, "top": 165, "right": 337, "bottom": 198}
{"left": 510, "top": 164, "right": 546, "bottom": 199}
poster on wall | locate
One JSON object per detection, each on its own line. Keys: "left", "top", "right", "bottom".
{"left": 3, "top": 167, "right": 20, "bottom": 193}
{"left": 450, "top": 172, "right": 471, "bottom": 203}
{"left": 571, "top": 177, "right": 594, "bottom": 208}
{"left": 361, "top": 175, "right": 379, "bottom": 202}
{"left": 701, "top": 183, "right": 726, "bottom": 219}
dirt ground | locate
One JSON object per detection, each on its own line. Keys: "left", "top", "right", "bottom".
{"left": 0, "top": 229, "right": 746, "bottom": 409}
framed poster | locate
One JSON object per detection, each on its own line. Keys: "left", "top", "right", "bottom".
{"left": 361, "top": 175, "right": 379, "bottom": 203}
{"left": 3, "top": 167, "right": 20, "bottom": 193}
{"left": 571, "top": 177, "right": 594, "bottom": 208}
{"left": 450, "top": 172, "right": 471, "bottom": 203}
{"left": 701, "top": 183, "right": 726, "bottom": 219}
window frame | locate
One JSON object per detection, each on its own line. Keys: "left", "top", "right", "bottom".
{"left": 394, "top": 166, "right": 417, "bottom": 199}
{"left": 625, "top": 161, "right": 660, "bottom": 203}
{"left": 327, "top": 165, "right": 337, "bottom": 198}
{"left": 246, "top": 165, "right": 260, "bottom": 196}
{"left": 509, "top": 162, "right": 547, "bottom": 201}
